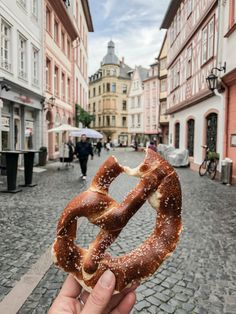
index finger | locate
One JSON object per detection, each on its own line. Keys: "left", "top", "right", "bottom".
{"left": 59, "top": 274, "right": 82, "bottom": 298}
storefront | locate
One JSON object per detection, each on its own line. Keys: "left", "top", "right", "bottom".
{"left": 0, "top": 78, "right": 43, "bottom": 153}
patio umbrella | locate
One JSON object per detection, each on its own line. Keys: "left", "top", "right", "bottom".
{"left": 70, "top": 128, "right": 103, "bottom": 139}
{"left": 48, "top": 124, "right": 80, "bottom": 133}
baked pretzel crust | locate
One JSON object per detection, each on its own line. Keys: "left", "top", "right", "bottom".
{"left": 52, "top": 149, "right": 182, "bottom": 292}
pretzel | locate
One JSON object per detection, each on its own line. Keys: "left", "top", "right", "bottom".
{"left": 52, "top": 149, "right": 182, "bottom": 293}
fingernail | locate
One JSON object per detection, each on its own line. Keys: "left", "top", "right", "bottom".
{"left": 99, "top": 270, "right": 115, "bottom": 289}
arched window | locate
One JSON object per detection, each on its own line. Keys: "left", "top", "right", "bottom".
{"left": 187, "top": 119, "right": 195, "bottom": 157}
{"left": 175, "top": 122, "right": 180, "bottom": 149}
{"left": 206, "top": 113, "right": 218, "bottom": 152}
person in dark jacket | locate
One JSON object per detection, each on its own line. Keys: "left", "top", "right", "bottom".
{"left": 96, "top": 140, "right": 102, "bottom": 157}
{"left": 75, "top": 134, "right": 93, "bottom": 179}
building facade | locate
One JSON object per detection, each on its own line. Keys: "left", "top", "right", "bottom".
{"left": 43, "top": 0, "right": 93, "bottom": 159}
{"left": 161, "top": 0, "right": 224, "bottom": 171}
{"left": 89, "top": 41, "right": 132, "bottom": 146}
{"left": 157, "top": 34, "right": 169, "bottom": 144}
{"left": 0, "top": 0, "right": 44, "bottom": 153}
{"left": 220, "top": 0, "right": 236, "bottom": 183}
{"left": 128, "top": 66, "right": 148, "bottom": 146}
{"left": 143, "top": 62, "right": 160, "bottom": 144}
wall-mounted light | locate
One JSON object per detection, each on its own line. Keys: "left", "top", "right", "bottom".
{"left": 206, "top": 62, "right": 226, "bottom": 92}
{"left": 43, "top": 96, "right": 55, "bottom": 111}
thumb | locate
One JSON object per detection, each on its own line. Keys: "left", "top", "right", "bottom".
{"left": 82, "top": 270, "right": 116, "bottom": 314}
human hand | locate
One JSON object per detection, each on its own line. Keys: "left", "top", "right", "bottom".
{"left": 49, "top": 270, "right": 137, "bottom": 314}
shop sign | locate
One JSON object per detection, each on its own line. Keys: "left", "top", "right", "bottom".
{"left": 15, "top": 94, "right": 33, "bottom": 104}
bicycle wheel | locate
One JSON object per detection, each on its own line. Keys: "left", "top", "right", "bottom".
{"left": 207, "top": 160, "right": 217, "bottom": 180}
{"left": 199, "top": 160, "right": 208, "bottom": 176}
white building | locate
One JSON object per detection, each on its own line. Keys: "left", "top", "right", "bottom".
{"left": 128, "top": 66, "right": 148, "bottom": 145}
{"left": 0, "top": 0, "right": 44, "bottom": 152}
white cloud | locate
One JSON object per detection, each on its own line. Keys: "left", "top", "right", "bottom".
{"left": 88, "top": 0, "right": 170, "bottom": 75}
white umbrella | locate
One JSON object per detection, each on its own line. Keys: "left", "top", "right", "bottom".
{"left": 48, "top": 124, "right": 80, "bottom": 133}
{"left": 70, "top": 128, "right": 103, "bottom": 139}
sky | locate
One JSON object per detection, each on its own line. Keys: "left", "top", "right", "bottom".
{"left": 88, "top": 0, "right": 170, "bottom": 75}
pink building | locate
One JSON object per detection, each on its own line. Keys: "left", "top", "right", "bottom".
{"left": 143, "top": 62, "right": 160, "bottom": 144}
{"left": 161, "top": 0, "right": 224, "bottom": 172}
{"left": 43, "top": 0, "right": 93, "bottom": 159}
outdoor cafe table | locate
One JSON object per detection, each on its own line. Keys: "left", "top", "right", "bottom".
{"left": 19, "top": 150, "right": 40, "bottom": 187}
{"left": 0, "top": 150, "right": 40, "bottom": 193}
{"left": 0, "top": 150, "right": 24, "bottom": 193}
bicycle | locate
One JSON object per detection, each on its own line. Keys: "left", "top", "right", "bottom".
{"left": 199, "top": 145, "right": 219, "bottom": 180}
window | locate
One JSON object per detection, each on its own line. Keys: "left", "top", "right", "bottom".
{"left": 61, "top": 31, "right": 65, "bottom": 51}
{"left": 187, "top": 119, "right": 195, "bottom": 157}
{"left": 187, "top": 0, "right": 192, "bottom": 17}
{"left": 99, "top": 116, "right": 101, "bottom": 127}
{"left": 202, "top": 17, "right": 215, "bottom": 64}
{"left": 106, "top": 116, "right": 110, "bottom": 127}
{"left": 171, "top": 60, "right": 180, "bottom": 90}
{"left": 98, "top": 85, "right": 101, "bottom": 95}
{"left": 54, "top": 66, "right": 59, "bottom": 96}
{"left": 0, "top": 18, "right": 11, "bottom": 71}
{"left": 32, "top": 46, "right": 39, "bottom": 86}
{"left": 161, "top": 79, "right": 167, "bottom": 92}
{"left": 17, "top": 0, "right": 26, "bottom": 10}
{"left": 161, "top": 101, "right": 167, "bottom": 115}
{"left": 111, "top": 83, "right": 116, "bottom": 93}
{"left": 111, "top": 116, "right": 116, "bottom": 127}
{"left": 67, "top": 78, "right": 71, "bottom": 102}
{"left": 177, "top": 9, "right": 181, "bottom": 35}
{"left": 46, "top": 7, "right": 51, "bottom": 33}
{"left": 61, "top": 72, "right": 65, "bottom": 100}
{"left": 122, "top": 84, "right": 127, "bottom": 94}
{"left": 122, "top": 116, "right": 127, "bottom": 127}
{"left": 67, "top": 39, "right": 71, "bottom": 58}
{"left": 131, "top": 115, "right": 135, "bottom": 127}
{"left": 122, "top": 100, "right": 127, "bottom": 111}
{"left": 106, "top": 69, "right": 110, "bottom": 76}
{"left": 137, "top": 96, "right": 141, "bottom": 107}
{"left": 46, "top": 58, "right": 51, "bottom": 91}
{"left": 160, "top": 58, "right": 166, "bottom": 70}
{"left": 18, "top": 33, "right": 27, "bottom": 80}
{"left": 106, "top": 83, "right": 110, "bottom": 92}
{"left": 93, "top": 87, "right": 96, "bottom": 97}
{"left": 175, "top": 123, "right": 180, "bottom": 149}
{"left": 54, "top": 19, "right": 59, "bottom": 43}
{"left": 137, "top": 114, "right": 141, "bottom": 127}
{"left": 32, "top": 0, "right": 38, "bottom": 20}
{"left": 187, "top": 45, "right": 192, "bottom": 78}
{"left": 208, "top": 18, "right": 214, "bottom": 59}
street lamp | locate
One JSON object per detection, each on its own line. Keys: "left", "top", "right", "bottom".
{"left": 43, "top": 96, "right": 55, "bottom": 111}
{"left": 206, "top": 63, "right": 226, "bottom": 92}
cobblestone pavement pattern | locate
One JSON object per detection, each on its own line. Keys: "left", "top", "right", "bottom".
{"left": 0, "top": 149, "right": 236, "bottom": 314}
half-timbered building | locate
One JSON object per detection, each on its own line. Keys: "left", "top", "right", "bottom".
{"left": 161, "top": 0, "right": 224, "bottom": 171}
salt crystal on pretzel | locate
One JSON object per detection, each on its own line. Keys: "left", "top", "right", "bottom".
{"left": 52, "top": 149, "right": 182, "bottom": 293}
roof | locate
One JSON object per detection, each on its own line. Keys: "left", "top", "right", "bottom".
{"left": 137, "top": 66, "right": 149, "bottom": 82}
{"left": 81, "top": 0, "right": 94, "bottom": 32}
{"left": 102, "top": 40, "right": 120, "bottom": 65}
{"left": 119, "top": 63, "right": 133, "bottom": 79}
{"left": 160, "top": 0, "right": 182, "bottom": 29}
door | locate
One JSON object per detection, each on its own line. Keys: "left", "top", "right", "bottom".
{"left": 206, "top": 113, "right": 217, "bottom": 152}
{"left": 187, "top": 119, "right": 195, "bottom": 157}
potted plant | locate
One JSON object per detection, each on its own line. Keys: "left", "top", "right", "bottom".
{"left": 38, "top": 146, "right": 47, "bottom": 166}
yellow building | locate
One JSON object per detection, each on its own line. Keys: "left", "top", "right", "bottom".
{"left": 89, "top": 41, "right": 132, "bottom": 146}
{"left": 157, "top": 33, "right": 169, "bottom": 144}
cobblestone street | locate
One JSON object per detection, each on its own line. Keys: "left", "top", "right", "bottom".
{"left": 0, "top": 149, "right": 236, "bottom": 314}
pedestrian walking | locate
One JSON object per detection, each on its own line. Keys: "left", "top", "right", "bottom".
{"left": 148, "top": 141, "right": 157, "bottom": 152}
{"left": 96, "top": 140, "right": 102, "bottom": 157}
{"left": 75, "top": 134, "right": 93, "bottom": 180}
